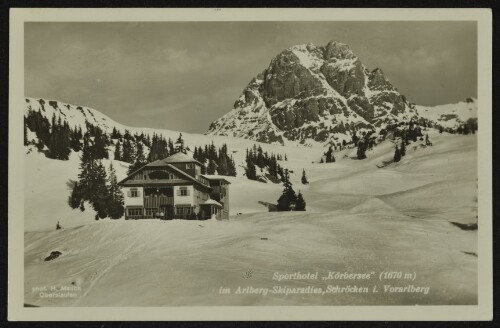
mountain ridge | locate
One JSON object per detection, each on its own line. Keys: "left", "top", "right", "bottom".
{"left": 205, "top": 41, "right": 422, "bottom": 146}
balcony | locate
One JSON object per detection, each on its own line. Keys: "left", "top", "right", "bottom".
{"left": 144, "top": 195, "right": 173, "bottom": 208}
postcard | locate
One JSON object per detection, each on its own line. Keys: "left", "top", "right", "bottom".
{"left": 8, "top": 8, "right": 492, "bottom": 321}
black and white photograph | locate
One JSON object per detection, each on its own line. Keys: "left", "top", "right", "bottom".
{"left": 8, "top": 8, "right": 493, "bottom": 321}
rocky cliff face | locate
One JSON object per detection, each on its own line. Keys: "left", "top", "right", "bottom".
{"left": 206, "top": 41, "right": 418, "bottom": 145}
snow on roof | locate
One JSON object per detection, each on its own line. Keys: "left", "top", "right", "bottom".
{"left": 164, "top": 152, "right": 198, "bottom": 163}
{"left": 201, "top": 175, "right": 231, "bottom": 184}
{"left": 120, "top": 161, "right": 210, "bottom": 188}
{"left": 146, "top": 159, "right": 167, "bottom": 167}
{"left": 203, "top": 199, "right": 223, "bottom": 207}
{"left": 144, "top": 152, "right": 203, "bottom": 167}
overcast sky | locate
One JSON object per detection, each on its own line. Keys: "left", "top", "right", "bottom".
{"left": 25, "top": 21, "right": 477, "bottom": 133}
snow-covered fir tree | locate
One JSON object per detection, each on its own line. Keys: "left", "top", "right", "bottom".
{"left": 106, "top": 162, "right": 124, "bottom": 220}
{"left": 301, "top": 169, "right": 309, "bottom": 185}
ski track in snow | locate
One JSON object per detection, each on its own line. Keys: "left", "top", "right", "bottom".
{"left": 72, "top": 226, "right": 147, "bottom": 305}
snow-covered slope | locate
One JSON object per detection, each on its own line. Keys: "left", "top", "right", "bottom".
{"left": 24, "top": 96, "right": 302, "bottom": 178}
{"left": 415, "top": 98, "right": 477, "bottom": 128}
{"left": 24, "top": 132, "right": 478, "bottom": 306}
{"left": 25, "top": 98, "right": 125, "bottom": 135}
{"left": 24, "top": 149, "right": 130, "bottom": 231}
{"left": 206, "top": 41, "right": 419, "bottom": 146}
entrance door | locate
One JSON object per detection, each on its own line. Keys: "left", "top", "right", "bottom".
{"left": 162, "top": 205, "right": 174, "bottom": 220}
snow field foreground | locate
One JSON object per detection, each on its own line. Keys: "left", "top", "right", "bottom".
{"left": 24, "top": 131, "right": 477, "bottom": 306}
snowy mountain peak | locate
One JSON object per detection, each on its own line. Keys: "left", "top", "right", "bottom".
{"left": 323, "top": 41, "right": 356, "bottom": 60}
{"left": 206, "top": 41, "right": 417, "bottom": 146}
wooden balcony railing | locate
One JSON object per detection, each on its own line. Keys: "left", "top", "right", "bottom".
{"left": 144, "top": 196, "right": 173, "bottom": 208}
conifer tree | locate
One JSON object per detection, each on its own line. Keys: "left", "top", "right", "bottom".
{"left": 68, "top": 181, "right": 84, "bottom": 210}
{"left": 91, "top": 161, "right": 109, "bottom": 220}
{"left": 92, "top": 127, "right": 109, "bottom": 160}
{"left": 207, "top": 159, "right": 217, "bottom": 175}
{"left": 400, "top": 139, "right": 406, "bottom": 157}
{"left": 168, "top": 138, "right": 175, "bottom": 154}
{"left": 127, "top": 141, "right": 146, "bottom": 175}
{"left": 69, "top": 135, "right": 96, "bottom": 212}
{"left": 25, "top": 109, "right": 51, "bottom": 149}
{"left": 47, "top": 114, "right": 72, "bottom": 160}
{"left": 209, "top": 142, "right": 217, "bottom": 161}
{"left": 107, "top": 162, "right": 124, "bottom": 219}
{"left": 295, "top": 191, "right": 306, "bottom": 211}
{"left": 227, "top": 155, "right": 237, "bottom": 176}
{"left": 135, "top": 141, "right": 146, "bottom": 164}
{"left": 217, "top": 153, "right": 228, "bottom": 175}
{"left": 78, "top": 134, "right": 96, "bottom": 202}
{"left": 394, "top": 146, "right": 401, "bottom": 163}
{"left": 256, "top": 146, "right": 265, "bottom": 168}
{"left": 61, "top": 121, "right": 72, "bottom": 159}
{"left": 352, "top": 133, "right": 359, "bottom": 146}
{"left": 301, "top": 169, "right": 309, "bottom": 185}
{"left": 357, "top": 141, "right": 367, "bottom": 159}
{"left": 175, "top": 133, "right": 186, "bottom": 153}
{"left": 121, "top": 139, "right": 134, "bottom": 163}
{"left": 111, "top": 127, "right": 122, "bottom": 139}
{"left": 114, "top": 141, "right": 122, "bottom": 161}
{"left": 269, "top": 154, "right": 278, "bottom": 178}
{"left": 246, "top": 158, "right": 257, "bottom": 180}
{"left": 277, "top": 169, "right": 297, "bottom": 211}
{"left": 193, "top": 146, "right": 199, "bottom": 161}
{"left": 69, "top": 126, "right": 82, "bottom": 152}
{"left": 277, "top": 165, "right": 284, "bottom": 181}
{"left": 325, "top": 146, "right": 336, "bottom": 163}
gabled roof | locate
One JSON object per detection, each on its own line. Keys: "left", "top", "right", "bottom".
{"left": 165, "top": 164, "right": 210, "bottom": 188}
{"left": 138, "top": 153, "right": 203, "bottom": 169}
{"left": 163, "top": 152, "right": 203, "bottom": 165}
{"left": 201, "top": 175, "right": 231, "bottom": 185}
{"left": 118, "top": 162, "right": 210, "bottom": 189}
{"left": 146, "top": 159, "right": 169, "bottom": 167}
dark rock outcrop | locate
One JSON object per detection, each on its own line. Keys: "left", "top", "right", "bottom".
{"left": 206, "top": 41, "right": 418, "bottom": 145}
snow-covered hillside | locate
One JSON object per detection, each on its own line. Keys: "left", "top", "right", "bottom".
{"left": 25, "top": 98, "right": 125, "bottom": 135}
{"left": 206, "top": 41, "right": 419, "bottom": 146}
{"left": 24, "top": 131, "right": 478, "bottom": 306}
{"left": 416, "top": 98, "right": 477, "bottom": 128}
{"left": 24, "top": 96, "right": 309, "bottom": 180}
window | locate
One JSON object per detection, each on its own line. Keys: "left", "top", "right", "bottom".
{"left": 176, "top": 206, "right": 192, "bottom": 215}
{"left": 169, "top": 173, "right": 175, "bottom": 180}
{"left": 130, "top": 188, "right": 139, "bottom": 197}
{"left": 144, "top": 187, "right": 173, "bottom": 197}
{"left": 145, "top": 208, "right": 158, "bottom": 216}
{"left": 144, "top": 188, "right": 155, "bottom": 197}
{"left": 186, "top": 163, "right": 195, "bottom": 169}
{"left": 148, "top": 170, "right": 170, "bottom": 180}
{"left": 161, "top": 188, "right": 173, "bottom": 196}
{"left": 128, "top": 208, "right": 143, "bottom": 216}
{"left": 179, "top": 187, "right": 189, "bottom": 196}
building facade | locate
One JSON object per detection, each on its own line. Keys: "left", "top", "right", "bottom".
{"left": 118, "top": 152, "right": 230, "bottom": 220}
